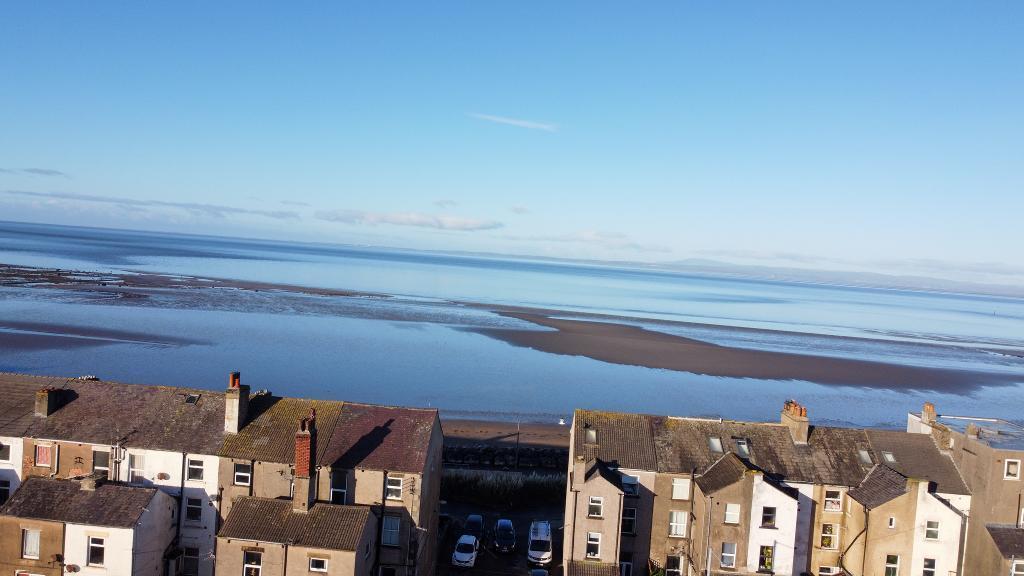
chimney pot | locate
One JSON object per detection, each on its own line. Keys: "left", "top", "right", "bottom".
{"left": 229, "top": 371, "right": 241, "bottom": 389}
{"left": 781, "top": 399, "right": 810, "bottom": 444}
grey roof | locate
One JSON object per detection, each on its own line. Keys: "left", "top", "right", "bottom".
{"left": 848, "top": 465, "right": 909, "bottom": 509}
{"left": 0, "top": 476, "right": 157, "bottom": 528}
{"left": 986, "top": 525, "right": 1024, "bottom": 558}
{"left": 695, "top": 453, "right": 748, "bottom": 495}
{"left": 0, "top": 373, "right": 75, "bottom": 437}
{"left": 220, "top": 396, "right": 344, "bottom": 464}
{"left": 218, "top": 497, "right": 370, "bottom": 551}
{"left": 573, "top": 408, "right": 969, "bottom": 492}
{"left": 583, "top": 459, "right": 623, "bottom": 491}
{"left": 566, "top": 561, "right": 620, "bottom": 576}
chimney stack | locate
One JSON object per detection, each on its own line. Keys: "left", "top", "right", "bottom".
{"left": 35, "top": 387, "right": 61, "bottom": 417}
{"left": 781, "top": 399, "right": 810, "bottom": 444}
{"left": 224, "top": 372, "right": 250, "bottom": 434}
{"left": 293, "top": 409, "right": 317, "bottom": 512}
{"left": 80, "top": 474, "right": 103, "bottom": 491}
{"left": 921, "top": 402, "right": 937, "bottom": 425}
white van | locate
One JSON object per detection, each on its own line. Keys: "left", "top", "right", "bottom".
{"left": 527, "top": 521, "right": 553, "bottom": 565}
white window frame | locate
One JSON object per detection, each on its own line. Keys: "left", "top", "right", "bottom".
{"left": 708, "top": 437, "right": 723, "bottom": 453}
{"left": 244, "top": 551, "right": 262, "bottom": 576}
{"left": 588, "top": 496, "right": 604, "bottom": 518}
{"left": 621, "top": 507, "right": 636, "bottom": 535}
{"left": 820, "top": 523, "right": 839, "bottom": 550}
{"left": 818, "top": 568, "right": 839, "bottom": 576}
{"left": 128, "top": 453, "right": 146, "bottom": 483}
{"left": 1013, "top": 560, "right": 1024, "bottom": 576}
{"left": 88, "top": 536, "right": 105, "bottom": 567}
{"left": 182, "top": 547, "right": 200, "bottom": 576}
{"left": 331, "top": 470, "right": 347, "bottom": 504}
{"left": 382, "top": 514, "right": 401, "bottom": 547}
{"left": 925, "top": 520, "right": 939, "bottom": 540}
{"left": 621, "top": 474, "right": 639, "bottom": 496}
{"left": 720, "top": 542, "right": 736, "bottom": 568}
{"left": 724, "top": 503, "right": 740, "bottom": 524}
{"left": 735, "top": 438, "right": 750, "bottom": 458}
{"left": 824, "top": 489, "right": 843, "bottom": 512}
{"left": 858, "top": 449, "right": 873, "bottom": 466}
{"left": 92, "top": 449, "right": 110, "bottom": 475}
{"left": 22, "top": 528, "right": 41, "bottom": 559}
{"left": 671, "top": 477, "right": 690, "bottom": 500}
{"left": 1006, "top": 459, "right": 1021, "bottom": 480}
{"left": 882, "top": 451, "right": 896, "bottom": 464}
{"left": 619, "top": 559, "right": 632, "bottom": 576}
{"left": 234, "top": 462, "right": 252, "bottom": 486}
{"left": 669, "top": 510, "right": 687, "bottom": 537}
{"left": 34, "top": 444, "right": 52, "bottom": 467}
{"left": 585, "top": 532, "right": 601, "bottom": 559}
{"left": 187, "top": 458, "right": 204, "bottom": 481}
{"left": 923, "top": 557, "right": 936, "bottom": 576}
{"left": 888, "top": 516, "right": 896, "bottom": 529}
{"left": 385, "top": 475, "right": 403, "bottom": 500}
{"left": 664, "top": 556, "right": 681, "bottom": 576}
{"left": 584, "top": 428, "right": 597, "bottom": 444}
{"left": 884, "top": 554, "right": 899, "bottom": 576}
{"left": 308, "top": 558, "right": 328, "bottom": 573}
{"left": 761, "top": 506, "right": 776, "bottom": 528}
{"left": 186, "top": 497, "right": 203, "bottom": 522}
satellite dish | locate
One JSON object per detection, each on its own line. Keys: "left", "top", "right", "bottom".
{"left": 157, "top": 472, "right": 171, "bottom": 480}
{"left": 66, "top": 565, "right": 80, "bottom": 573}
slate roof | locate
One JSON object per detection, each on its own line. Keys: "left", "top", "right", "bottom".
{"left": 574, "top": 408, "right": 969, "bottom": 492}
{"left": 220, "top": 395, "right": 344, "bottom": 464}
{"left": 848, "top": 465, "right": 909, "bottom": 509}
{"left": 218, "top": 497, "right": 370, "bottom": 551}
{"left": 566, "top": 561, "right": 620, "bottom": 576}
{"left": 695, "top": 453, "right": 748, "bottom": 495}
{"left": 0, "top": 372, "right": 75, "bottom": 437}
{"left": 583, "top": 459, "right": 624, "bottom": 491}
{"left": 986, "top": 525, "right": 1024, "bottom": 558}
{"left": 20, "top": 377, "right": 228, "bottom": 455}
{"left": 321, "top": 403, "right": 438, "bottom": 473}
{"left": 0, "top": 476, "right": 157, "bottom": 528}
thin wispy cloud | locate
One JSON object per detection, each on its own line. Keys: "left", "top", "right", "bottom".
{"left": 434, "top": 199, "right": 458, "bottom": 208}
{"left": 1, "top": 168, "right": 71, "bottom": 178}
{"left": 468, "top": 112, "right": 557, "bottom": 133}
{"left": 504, "top": 230, "right": 670, "bottom": 253}
{"left": 4, "top": 190, "right": 299, "bottom": 220}
{"left": 509, "top": 205, "right": 531, "bottom": 215}
{"left": 317, "top": 209, "right": 503, "bottom": 231}
{"left": 280, "top": 200, "right": 311, "bottom": 207}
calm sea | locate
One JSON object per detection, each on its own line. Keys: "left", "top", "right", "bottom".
{"left": 0, "top": 220, "right": 1021, "bottom": 426}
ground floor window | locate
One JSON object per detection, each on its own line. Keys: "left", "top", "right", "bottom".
{"left": 585, "top": 532, "right": 601, "bottom": 558}
{"left": 88, "top": 537, "right": 105, "bottom": 567}
{"left": 818, "top": 568, "right": 839, "bottom": 576}
{"left": 923, "top": 558, "right": 936, "bottom": 576}
{"left": 182, "top": 547, "right": 199, "bottom": 576}
{"left": 243, "top": 551, "right": 262, "bottom": 576}
{"left": 309, "top": 558, "right": 328, "bottom": 572}
{"left": 186, "top": 497, "right": 203, "bottom": 521}
{"left": 379, "top": 567, "right": 397, "bottom": 576}
{"left": 884, "top": 554, "right": 899, "bottom": 576}
{"left": 619, "top": 552, "right": 632, "bottom": 576}
{"left": 1013, "top": 560, "right": 1024, "bottom": 576}
{"left": 758, "top": 545, "right": 774, "bottom": 572}
{"left": 383, "top": 515, "right": 401, "bottom": 547}
{"left": 664, "top": 556, "right": 681, "bottom": 576}
{"left": 721, "top": 542, "right": 736, "bottom": 568}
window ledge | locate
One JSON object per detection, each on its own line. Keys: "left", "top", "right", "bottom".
{"left": 759, "top": 525, "right": 777, "bottom": 530}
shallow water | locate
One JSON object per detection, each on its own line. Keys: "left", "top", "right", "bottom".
{"left": 0, "top": 220, "right": 1022, "bottom": 426}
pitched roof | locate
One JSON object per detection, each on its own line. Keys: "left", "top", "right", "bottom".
{"left": 219, "top": 395, "right": 344, "bottom": 464}
{"left": 573, "top": 408, "right": 968, "bottom": 491}
{"left": 583, "top": 459, "right": 624, "bottom": 491}
{"left": 573, "top": 409, "right": 657, "bottom": 471}
{"left": 0, "top": 476, "right": 157, "bottom": 528}
{"left": 566, "top": 561, "right": 620, "bottom": 576}
{"left": 12, "top": 376, "right": 227, "bottom": 454}
{"left": 0, "top": 372, "right": 71, "bottom": 437}
{"left": 848, "top": 465, "right": 909, "bottom": 509}
{"left": 695, "top": 452, "right": 748, "bottom": 495}
{"left": 986, "top": 525, "right": 1024, "bottom": 558}
{"left": 218, "top": 497, "right": 370, "bottom": 551}
{"left": 321, "top": 403, "right": 438, "bottom": 473}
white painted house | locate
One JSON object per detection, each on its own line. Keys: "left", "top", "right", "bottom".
{"left": 746, "top": 474, "right": 799, "bottom": 575}
{"left": 0, "top": 435, "right": 24, "bottom": 504}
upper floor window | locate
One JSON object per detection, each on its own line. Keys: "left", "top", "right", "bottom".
{"left": 0, "top": 441, "right": 10, "bottom": 461}
{"left": 22, "top": 529, "right": 40, "bottom": 559}
{"left": 888, "top": 516, "right": 896, "bottom": 529}
{"left": 34, "top": 444, "right": 51, "bottom": 467}
{"left": 621, "top": 507, "right": 636, "bottom": 535}
{"left": 588, "top": 496, "right": 604, "bottom": 518}
{"left": 1013, "top": 560, "right": 1024, "bottom": 576}
{"left": 820, "top": 523, "right": 839, "bottom": 549}
{"left": 669, "top": 510, "right": 687, "bottom": 537}
{"left": 1006, "top": 459, "right": 1021, "bottom": 480}
{"left": 720, "top": 542, "right": 736, "bottom": 568}
{"left": 735, "top": 439, "right": 750, "bottom": 458}
{"left": 818, "top": 568, "right": 840, "bottom": 576}
{"left": 309, "top": 558, "right": 328, "bottom": 573}
{"left": 881, "top": 451, "right": 896, "bottom": 464}
{"left": 128, "top": 453, "right": 146, "bottom": 484}
{"left": 187, "top": 459, "right": 204, "bottom": 481}
{"left": 671, "top": 478, "right": 690, "bottom": 500}
{"left": 234, "top": 463, "right": 252, "bottom": 486}
{"left": 761, "top": 506, "right": 776, "bottom": 528}
{"left": 88, "top": 537, "right": 105, "bottom": 567}
{"left": 186, "top": 497, "right": 203, "bottom": 522}
{"left": 584, "top": 428, "right": 597, "bottom": 444}
{"left": 824, "top": 490, "right": 842, "bottom": 512}
{"left": 858, "top": 449, "right": 873, "bottom": 466}
{"left": 724, "top": 503, "right": 740, "bottom": 524}
{"left": 925, "top": 521, "right": 939, "bottom": 540}
{"left": 244, "top": 551, "right": 262, "bottom": 576}
{"left": 331, "top": 470, "right": 347, "bottom": 504}
{"left": 385, "top": 475, "right": 403, "bottom": 500}
{"left": 708, "top": 437, "right": 723, "bottom": 453}
{"left": 884, "top": 555, "right": 899, "bottom": 576}
{"left": 92, "top": 449, "right": 110, "bottom": 476}
{"left": 585, "top": 532, "right": 601, "bottom": 559}
{"left": 382, "top": 515, "right": 401, "bottom": 546}
{"left": 621, "top": 475, "right": 639, "bottom": 496}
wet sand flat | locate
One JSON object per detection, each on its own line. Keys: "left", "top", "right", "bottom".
{"left": 442, "top": 418, "right": 570, "bottom": 449}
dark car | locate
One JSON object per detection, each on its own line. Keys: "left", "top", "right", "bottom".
{"left": 529, "top": 570, "right": 549, "bottom": 576}
{"left": 493, "top": 518, "right": 516, "bottom": 552}
{"left": 464, "top": 514, "right": 484, "bottom": 540}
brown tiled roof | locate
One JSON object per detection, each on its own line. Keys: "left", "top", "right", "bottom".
{"left": 848, "top": 465, "right": 908, "bottom": 509}
{"left": 695, "top": 452, "right": 748, "bottom": 495}
{"left": 0, "top": 477, "right": 157, "bottom": 528}
{"left": 573, "top": 409, "right": 657, "bottom": 471}
{"left": 986, "top": 525, "right": 1024, "bottom": 558}
{"left": 14, "top": 376, "right": 227, "bottom": 454}
{"left": 865, "top": 430, "right": 969, "bottom": 495}
{"left": 0, "top": 373, "right": 72, "bottom": 437}
{"left": 321, "top": 403, "right": 438, "bottom": 473}
{"left": 218, "top": 497, "right": 370, "bottom": 551}
{"left": 566, "top": 561, "right": 620, "bottom": 576}
{"left": 219, "top": 395, "right": 344, "bottom": 464}
{"left": 573, "top": 409, "right": 968, "bottom": 491}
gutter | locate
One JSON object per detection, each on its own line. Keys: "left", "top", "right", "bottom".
{"left": 176, "top": 452, "right": 186, "bottom": 546}
{"left": 704, "top": 495, "right": 713, "bottom": 576}
{"left": 684, "top": 469, "right": 696, "bottom": 574}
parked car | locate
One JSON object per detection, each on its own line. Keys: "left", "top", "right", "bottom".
{"left": 527, "top": 520, "right": 553, "bottom": 565}
{"left": 464, "top": 514, "right": 484, "bottom": 540}
{"left": 529, "top": 570, "right": 549, "bottom": 576}
{"left": 451, "top": 534, "right": 479, "bottom": 568}
{"left": 493, "top": 518, "right": 516, "bottom": 552}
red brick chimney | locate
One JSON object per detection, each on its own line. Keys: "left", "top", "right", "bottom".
{"left": 781, "top": 399, "right": 810, "bottom": 444}
{"left": 224, "top": 372, "right": 250, "bottom": 434}
{"left": 293, "top": 408, "right": 317, "bottom": 512}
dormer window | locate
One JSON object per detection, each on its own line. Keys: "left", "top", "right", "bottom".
{"left": 185, "top": 394, "right": 200, "bottom": 405}
{"left": 585, "top": 428, "right": 597, "bottom": 444}
{"left": 882, "top": 451, "right": 896, "bottom": 464}
{"left": 858, "top": 449, "right": 873, "bottom": 466}
{"left": 708, "top": 437, "right": 723, "bottom": 453}
{"left": 735, "top": 439, "right": 750, "bottom": 458}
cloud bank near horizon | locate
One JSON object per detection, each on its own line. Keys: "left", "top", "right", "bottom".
{"left": 3, "top": 189, "right": 299, "bottom": 220}
{"left": 316, "top": 209, "right": 503, "bottom": 231}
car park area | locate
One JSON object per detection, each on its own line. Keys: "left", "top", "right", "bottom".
{"left": 437, "top": 502, "right": 564, "bottom": 576}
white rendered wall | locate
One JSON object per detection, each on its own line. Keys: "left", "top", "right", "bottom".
{"left": 747, "top": 476, "right": 799, "bottom": 576}
{"left": 910, "top": 483, "right": 963, "bottom": 576}
{"left": 65, "top": 524, "right": 136, "bottom": 576}
{"left": 135, "top": 490, "right": 178, "bottom": 576}
{"left": 0, "top": 435, "right": 25, "bottom": 493}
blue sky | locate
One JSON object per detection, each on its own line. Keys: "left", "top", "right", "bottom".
{"left": 2, "top": 2, "right": 1022, "bottom": 284}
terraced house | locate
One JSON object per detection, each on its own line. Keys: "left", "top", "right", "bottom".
{"left": 563, "top": 401, "right": 971, "bottom": 576}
